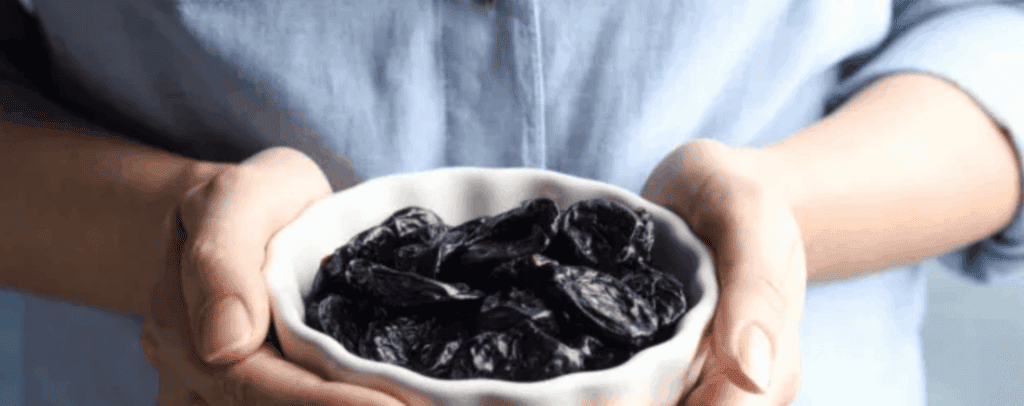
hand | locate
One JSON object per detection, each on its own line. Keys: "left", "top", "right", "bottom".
{"left": 141, "top": 147, "right": 404, "bottom": 406}
{"left": 641, "top": 140, "right": 805, "bottom": 405}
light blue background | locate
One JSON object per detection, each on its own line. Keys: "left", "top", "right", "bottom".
{"left": 923, "top": 261, "right": 1024, "bottom": 405}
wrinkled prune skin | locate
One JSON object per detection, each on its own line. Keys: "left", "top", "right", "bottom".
{"left": 308, "top": 247, "right": 347, "bottom": 303}
{"left": 303, "top": 198, "right": 690, "bottom": 382}
{"left": 545, "top": 200, "right": 655, "bottom": 277}
{"left": 305, "top": 294, "right": 366, "bottom": 351}
{"left": 343, "top": 225, "right": 398, "bottom": 266}
{"left": 447, "top": 330, "right": 523, "bottom": 379}
{"left": 570, "top": 334, "right": 626, "bottom": 370}
{"left": 358, "top": 316, "right": 426, "bottom": 366}
{"left": 621, "top": 263, "right": 688, "bottom": 329}
{"left": 382, "top": 207, "right": 449, "bottom": 277}
{"left": 417, "top": 336, "right": 464, "bottom": 377}
{"left": 383, "top": 207, "right": 448, "bottom": 245}
{"left": 478, "top": 287, "right": 559, "bottom": 335}
{"left": 480, "top": 253, "right": 559, "bottom": 293}
{"left": 515, "top": 320, "right": 587, "bottom": 381}
{"left": 547, "top": 265, "right": 658, "bottom": 347}
{"left": 393, "top": 242, "right": 439, "bottom": 278}
{"left": 345, "top": 258, "right": 484, "bottom": 308}
{"left": 436, "top": 199, "right": 559, "bottom": 284}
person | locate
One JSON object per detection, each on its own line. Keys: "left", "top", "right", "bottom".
{"left": 1, "top": 0, "right": 1022, "bottom": 404}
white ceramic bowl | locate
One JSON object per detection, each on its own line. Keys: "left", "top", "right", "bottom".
{"left": 265, "top": 167, "right": 717, "bottom": 406}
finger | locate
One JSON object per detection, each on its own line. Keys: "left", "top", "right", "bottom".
{"left": 676, "top": 326, "right": 714, "bottom": 405}
{"left": 159, "top": 371, "right": 208, "bottom": 406}
{"left": 141, "top": 320, "right": 162, "bottom": 370}
{"left": 686, "top": 370, "right": 764, "bottom": 406}
{"left": 710, "top": 194, "right": 806, "bottom": 395}
{"left": 152, "top": 287, "right": 405, "bottom": 406}
{"left": 679, "top": 329, "right": 714, "bottom": 405}
{"left": 685, "top": 358, "right": 800, "bottom": 406}
{"left": 681, "top": 340, "right": 710, "bottom": 393}
{"left": 684, "top": 340, "right": 773, "bottom": 406}
{"left": 180, "top": 147, "right": 332, "bottom": 364}
{"left": 214, "top": 344, "right": 406, "bottom": 406}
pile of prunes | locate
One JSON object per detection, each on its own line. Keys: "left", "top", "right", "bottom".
{"left": 303, "top": 198, "right": 688, "bottom": 382}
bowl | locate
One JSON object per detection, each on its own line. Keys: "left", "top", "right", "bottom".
{"left": 265, "top": 167, "right": 717, "bottom": 406}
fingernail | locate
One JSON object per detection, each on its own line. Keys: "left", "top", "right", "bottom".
{"left": 200, "top": 297, "right": 252, "bottom": 363}
{"left": 738, "top": 324, "right": 773, "bottom": 393}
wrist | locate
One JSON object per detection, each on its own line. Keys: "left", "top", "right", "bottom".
{"left": 176, "top": 160, "right": 233, "bottom": 200}
{"left": 646, "top": 140, "right": 803, "bottom": 258}
{"left": 141, "top": 159, "right": 231, "bottom": 316}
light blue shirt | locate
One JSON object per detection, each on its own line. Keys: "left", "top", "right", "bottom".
{"left": 3, "top": 0, "right": 1024, "bottom": 404}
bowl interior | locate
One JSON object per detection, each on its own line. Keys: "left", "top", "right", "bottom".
{"left": 266, "top": 167, "right": 717, "bottom": 405}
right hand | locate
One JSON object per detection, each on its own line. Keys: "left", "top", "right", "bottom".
{"left": 641, "top": 140, "right": 805, "bottom": 405}
{"left": 141, "top": 147, "right": 404, "bottom": 406}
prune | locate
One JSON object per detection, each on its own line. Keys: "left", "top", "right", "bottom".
{"left": 303, "top": 198, "right": 690, "bottom": 382}
{"left": 436, "top": 199, "right": 558, "bottom": 283}
{"left": 447, "top": 330, "right": 523, "bottom": 379}
{"left": 621, "top": 263, "right": 688, "bottom": 329}
{"left": 547, "top": 265, "right": 658, "bottom": 347}
{"left": 344, "top": 258, "right": 484, "bottom": 308}
{"left": 481, "top": 253, "right": 559, "bottom": 292}
{"left": 307, "top": 294, "right": 361, "bottom": 350}
{"left": 308, "top": 249, "right": 346, "bottom": 302}
{"left": 393, "top": 242, "right": 439, "bottom": 278}
{"left": 571, "top": 334, "right": 625, "bottom": 370}
{"left": 358, "top": 316, "right": 436, "bottom": 367}
{"left": 418, "top": 337, "right": 464, "bottom": 377}
{"left": 343, "top": 225, "right": 398, "bottom": 265}
{"left": 382, "top": 207, "right": 448, "bottom": 245}
{"left": 545, "top": 199, "right": 655, "bottom": 276}
{"left": 381, "top": 207, "right": 449, "bottom": 277}
{"left": 478, "top": 287, "right": 559, "bottom": 335}
{"left": 516, "top": 320, "right": 586, "bottom": 381}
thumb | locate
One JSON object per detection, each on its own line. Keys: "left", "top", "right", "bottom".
{"left": 710, "top": 202, "right": 805, "bottom": 395}
{"left": 180, "top": 147, "right": 332, "bottom": 365}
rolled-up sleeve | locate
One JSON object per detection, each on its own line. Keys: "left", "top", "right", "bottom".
{"left": 828, "top": 1, "right": 1024, "bottom": 285}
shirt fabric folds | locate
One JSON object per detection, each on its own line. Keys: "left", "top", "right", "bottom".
{"left": 3, "top": 0, "right": 1024, "bottom": 404}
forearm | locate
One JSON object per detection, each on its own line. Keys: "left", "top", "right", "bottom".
{"left": 0, "top": 83, "right": 220, "bottom": 315}
{"left": 747, "top": 73, "right": 1020, "bottom": 281}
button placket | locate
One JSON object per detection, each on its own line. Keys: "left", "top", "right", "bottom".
{"left": 505, "top": 0, "right": 546, "bottom": 169}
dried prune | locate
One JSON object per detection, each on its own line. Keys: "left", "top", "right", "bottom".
{"left": 307, "top": 294, "right": 361, "bottom": 350}
{"left": 418, "top": 337, "right": 464, "bottom": 377}
{"left": 382, "top": 207, "right": 448, "bottom": 245}
{"left": 547, "top": 265, "right": 657, "bottom": 347}
{"left": 345, "top": 258, "right": 484, "bottom": 308}
{"left": 436, "top": 199, "right": 558, "bottom": 283}
{"left": 478, "top": 287, "right": 558, "bottom": 335}
{"left": 571, "top": 334, "right": 628, "bottom": 370}
{"left": 482, "top": 253, "right": 559, "bottom": 292}
{"left": 447, "top": 330, "right": 523, "bottom": 379}
{"left": 343, "top": 225, "right": 398, "bottom": 265}
{"left": 545, "top": 199, "right": 655, "bottom": 276}
{"left": 393, "top": 242, "right": 439, "bottom": 278}
{"left": 380, "top": 207, "right": 449, "bottom": 277}
{"left": 308, "top": 248, "right": 347, "bottom": 302}
{"left": 516, "top": 320, "right": 586, "bottom": 381}
{"left": 303, "top": 198, "right": 690, "bottom": 382}
{"left": 621, "top": 263, "right": 688, "bottom": 329}
{"left": 359, "top": 316, "right": 435, "bottom": 367}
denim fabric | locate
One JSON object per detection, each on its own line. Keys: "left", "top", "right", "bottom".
{"left": 6, "top": 0, "right": 1024, "bottom": 404}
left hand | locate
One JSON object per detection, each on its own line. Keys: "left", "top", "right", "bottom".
{"left": 140, "top": 147, "right": 403, "bottom": 406}
{"left": 641, "top": 140, "right": 806, "bottom": 405}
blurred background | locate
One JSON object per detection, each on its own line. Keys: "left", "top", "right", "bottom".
{"left": 923, "top": 260, "right": 1024, "bottom": 405}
